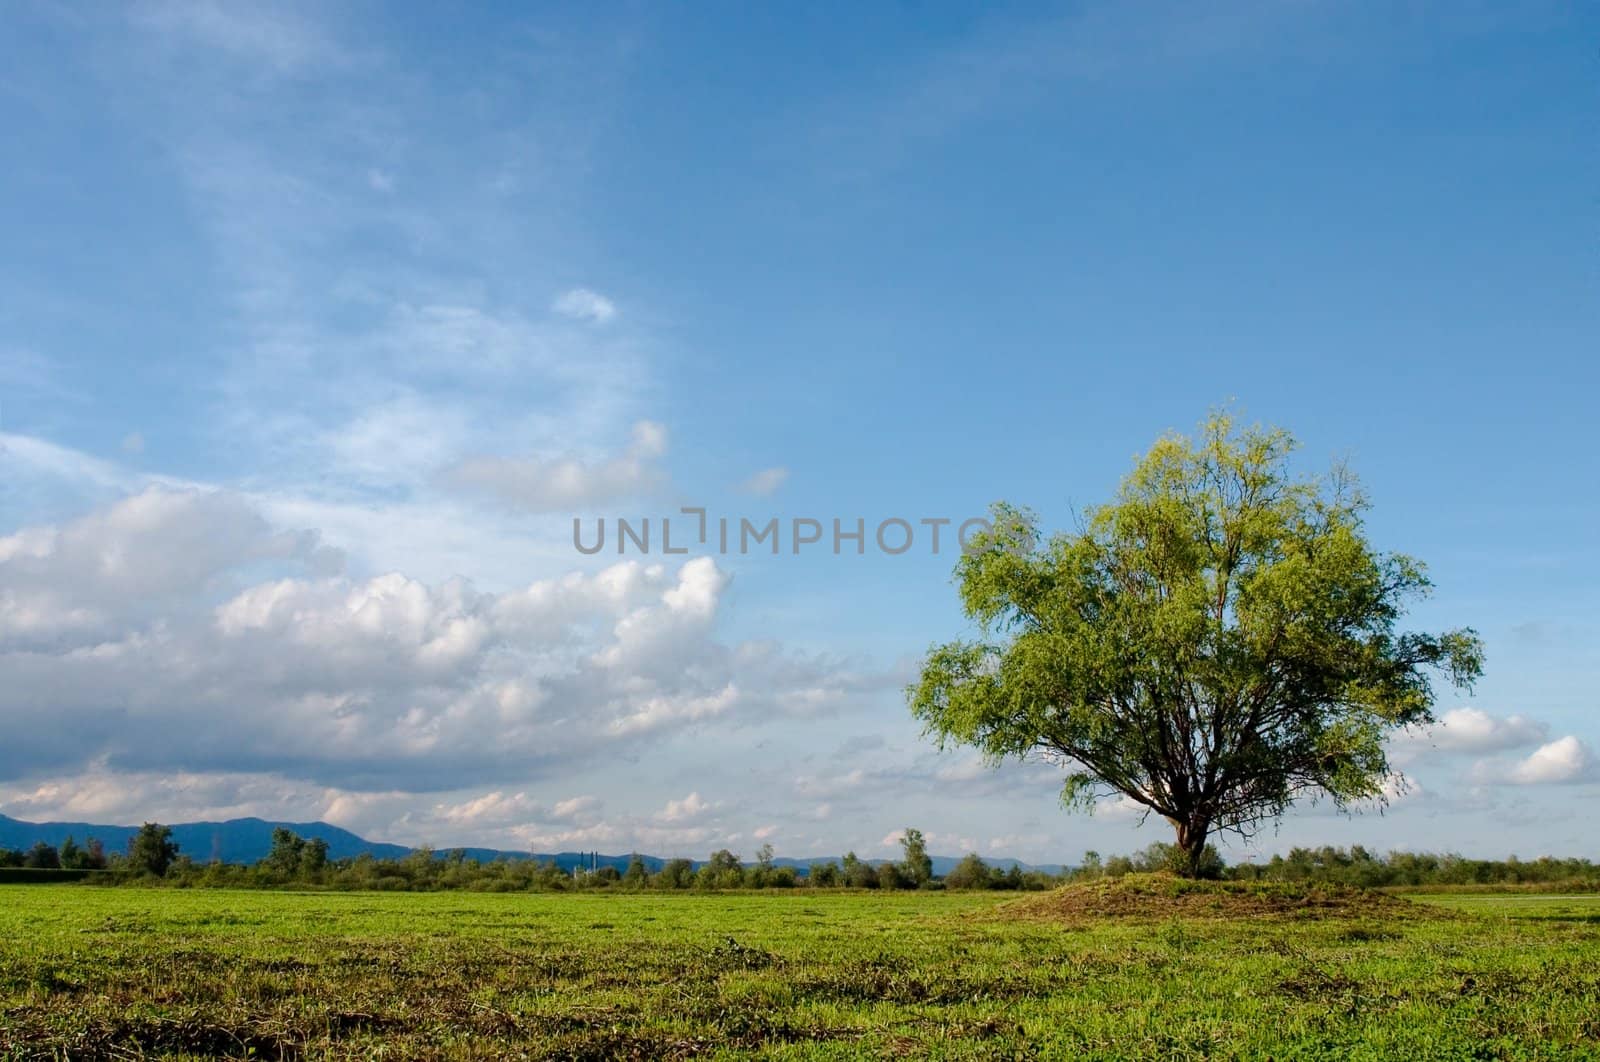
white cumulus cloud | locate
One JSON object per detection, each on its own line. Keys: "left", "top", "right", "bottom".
{"left": 0, "top": 489, "right": 882, "bottom": 794}
{"left": 1501, "top": 737, "right": 1596, "bottom": 785}
{"left": 1431, "top": 708, "right": 1547, "bottom": 753}
{"left": 1391, "top": 707, "right": 1549, "bottom": 764}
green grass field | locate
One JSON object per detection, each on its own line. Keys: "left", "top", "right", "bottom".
{"left": 1, "top": 884, "right": 1597, "bottom": 1059}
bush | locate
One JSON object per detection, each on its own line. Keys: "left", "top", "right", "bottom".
{"left": 945, "top": 853, "right": 994, "bottom": 890}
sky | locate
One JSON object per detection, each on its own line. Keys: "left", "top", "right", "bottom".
{"left": 1, "top": 0, "right": 1596, "bottom": 865}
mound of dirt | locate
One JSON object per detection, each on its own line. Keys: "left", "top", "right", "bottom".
{"left": 997, "top": 874, "right": 1437, "bottom": 922}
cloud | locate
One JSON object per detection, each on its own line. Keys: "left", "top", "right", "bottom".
{"left": 131, "top": 0, "right": 345, "bottom": 76}
{"left": 444, "top": 420, "right": 669, "bottom": 513}
{"left": 0, "top": 761, "right": 330, "bottom": 826}
{"left": 1095, "top": 793, "right": 1153, "bottom": 821}
{"left": 803, "top": 2, "right": 1323, "bottom": 180}
{"left": 1429, "top": 708, "right": 1548, "bottom": 752}
{"left": 552, "top": 288, "right": 617, "bottom": 324}
{"left": 96, "top": 6, "right": 654, "bottom": 523}
{"left": 431, "top": 791, "right": 545, "bottom": 827}
{"left": 319, "top": 393, "right": 477, "bottom": 489}
{"left": 120, "top": 432, "right": 145, "bottom": 455}
{"left": 428, "top": 791, "right": 601, "bottom": 830}
{"left": 656, "top": 792, "right": 713, "bottom": 824}
{"left": 1391, "top": 707, "right": 1548, "bottom": 762}
{"left": 1379, "top": 772, "right": 1424, "bottom": 805}
{"left": 738, "top": 467, "right": 789, "bottom": 497}
{"left": 1497, "top": 737, "right": 1597, "bottom": 786}
{"left": 986, "top": 833, "right": 1045, "bottom": 854}
{"left": 551, "top": 795, "right": 600, "bottom": 820}
{"left": 0, "top": 490, "right": 885, "bottom": 792}
{"left": 1, "top": 431, "right": 136, "bottom": 495}
{"left": 608, "top": 683, "right": 740, "bottom": 737}
{"left": 0, "top": 347, "right": 83, "bottom": 406}
{"left": 0, "top": 486, "right": 335, "bottom": 648}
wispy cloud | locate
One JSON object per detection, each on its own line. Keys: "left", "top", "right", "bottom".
{"left": 738, "top": 466, "right": 789, "bottom": 497}
{"left": 131, "top": 0, "right": 347, "bottom": 76}
{"left": 799, "top": 1, "right": 1339, "bottom": 179}
{"left": 444, "top": 420, "right": 669, "bottom": 513}
{"left": 552, "top": 287, "right": 617, "bottom": 324}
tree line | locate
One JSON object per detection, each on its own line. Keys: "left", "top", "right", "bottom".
{"left": 5, "top": 824, "right": 1595, "bottom": 891}
{"left": 0, "top": 823, "right": 178, "bottom": 876}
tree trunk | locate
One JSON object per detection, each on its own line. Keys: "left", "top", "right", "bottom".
{"left": 1173, "top": 819, "right": 1210, "bottom": 879}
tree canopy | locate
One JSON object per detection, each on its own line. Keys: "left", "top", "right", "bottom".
{"left": 128, "top": 822, "right": 179, "bottom": 877}
{"left": 909, "top": 414, "right": 1483, "bottom": 876}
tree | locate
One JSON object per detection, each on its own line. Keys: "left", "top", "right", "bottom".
{"left": 698, "top": 849, "right": 744, "bottom": 889}
{"left": 264, "top": 827, "right": 306, "bottom": 875}
{"left": 657, "top": 858, "right": 694, "bottom": 889}
{"left": 898, "top": 827, "right": 932, "bottom": 886}
{"left": 300, "top": 837, "right": 329, "bottom": 876}
{"left": 808, "top": 861, "right": 840, "bottom": 887}
{"left": 25, "top": 842, "right": 60, "bottom": 869}
{"left": 909, "top": 414, "right": 1483, "bottom": 877}
{"left": 841, "top": 851, "right": 877, "bottom": 889}
{"left": 876, "top": 861, "right": 909, "bottom": 890}
{"left": 748, "top": 842, "right": 777, "bottom": 887}
{"left": 623, "top": 853, "right": 649, "bottom": 887}
{"left": 945, "top": 853, "right": 994, "bottom": 890}
{"left": 128, "top": 823, "right": 179, "bottom": 877}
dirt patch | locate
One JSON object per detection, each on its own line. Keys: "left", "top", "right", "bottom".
{"left": 996, "top": 874, "right": 1444, "bottom": 923}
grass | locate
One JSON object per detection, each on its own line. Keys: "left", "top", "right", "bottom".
{"left": 0, "top": 883, "right": 1597, "bottom": 1059}
{"left": 1406, "top": 892, "right": 1600, "bottom": 925}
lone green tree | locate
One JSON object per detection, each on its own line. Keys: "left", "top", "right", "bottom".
{"left": 264, "top": 827, "right": 306, "bottom": 875}
{"left": 909, "top": 415, "right": 1483, "bottom": 877}
{"left": 899, "top": 827, "right": 933, "bottom": 886}
{"left": 128, "top": 822, "right": 179, "bottom": 877}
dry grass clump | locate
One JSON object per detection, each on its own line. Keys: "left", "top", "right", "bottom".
{"left": 998, "top": 873, "right": 1441, "bottom": 922}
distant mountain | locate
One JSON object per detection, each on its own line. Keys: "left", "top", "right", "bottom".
{"left": 0, "top": 813, "right": 1063, "bottom": 875}
{"left": 0, "top": 813, "right": 412, "bottom": 864}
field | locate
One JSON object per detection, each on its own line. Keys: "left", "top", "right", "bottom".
{"left": 1, "top": 884, "right": 1597, "bottom": 1059}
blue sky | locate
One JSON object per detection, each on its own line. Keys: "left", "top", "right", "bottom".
{"left": 1, "top": 1, "right": 1596, "bottom": 863}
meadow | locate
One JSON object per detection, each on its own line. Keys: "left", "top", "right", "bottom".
{"left": 1, "top": 883, "right": 1596, "bottom": 1059}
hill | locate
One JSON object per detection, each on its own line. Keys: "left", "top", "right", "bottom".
{"left": 0, "top": 813, "right": 412, "bottom": 864}
{"left": 998, "top": 873, "right": 1439, "bottom": 921}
